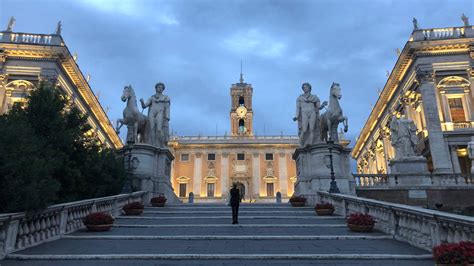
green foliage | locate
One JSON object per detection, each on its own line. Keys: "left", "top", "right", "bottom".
{"left": 0, "top": 82, "right": 125, "bottom": 213}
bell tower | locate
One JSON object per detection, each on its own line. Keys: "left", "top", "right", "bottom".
{"left": 230, "top": 65, "right": 253, "bottom": 136}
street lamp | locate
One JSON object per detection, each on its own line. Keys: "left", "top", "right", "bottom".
{"left": 327, "top": 140, "right": 340, "bottom": 193}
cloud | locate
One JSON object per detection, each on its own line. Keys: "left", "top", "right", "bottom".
{"left": 221, "top": 28, "right": 287, "bottom": 58}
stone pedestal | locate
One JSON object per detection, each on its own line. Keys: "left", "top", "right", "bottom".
{"left": 389, "top": 156, "right": 431, "bottom": 186}
{"left": 468, "top": 137, "right": 474, "bottom": 175}
{"left": 120, "top": 143, "right": 181, "bottom": 204}
{"left": 293, "top": 143, "right": 354, "bottom": 204}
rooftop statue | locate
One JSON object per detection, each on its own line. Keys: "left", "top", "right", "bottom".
{"left": 461, "top": 13, "right": 469, "bottom": 26}
{"left": 6, "top": 17, "right": 15, "bottom": 32}
{"left": 389, "top": 116, "right": 419, "bottom": 158}
{"left": 140, "top": 82, "right": 170, "bottom": 148}
{"left": 320, "top": 82, "right": 348, "bottom": 142}
{"left": 116, "top": 85, "right": 148, "bottom": 144}
{"left": 412, "top": 17, "right": 419, "bottom": 30}
{"left": 293, "top": 82, "right": 327, "bottom": 147}
{"left": 55, "top": 21, "right": 62, "bottom": 35}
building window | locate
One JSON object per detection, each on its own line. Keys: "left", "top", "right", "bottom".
{"left": 208, "top": 153, "right": 216, "bottom": 161}
{"left": 207, "top": 183, "right": 215, "bottom": 197}
{"left": 237, "top": 153, "right": 245, "bottom": 160}
{"left": 448, "top": 98, "right": 466, "bottom": 122}
{"left": 265, "top": 153, "right": 273, "bottom": 160}
{"left": 179, "top": 183, "right": 187, "bottom": 197}
{"left": 266, "top": 183, "right": 274, "bottom": 197}
{"left": 181, "top": 154, "right": 189, "bottom": 161}
{"left": 239, "top": 96, "right": 245, "bottom": 106}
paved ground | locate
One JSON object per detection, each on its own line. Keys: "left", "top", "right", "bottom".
{"left": 2, "top": 203, "right": 434, "bottom": 265}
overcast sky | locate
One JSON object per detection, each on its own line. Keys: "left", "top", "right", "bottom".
{"left": 1, "top": 0, "right": 472, "bottom": 145}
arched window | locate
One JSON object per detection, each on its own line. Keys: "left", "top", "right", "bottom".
{"left": 238, "top": 96, "right": 245, "bottom": 106}
{"left": 238, "top": 119, "right": 246, "bottom": 133}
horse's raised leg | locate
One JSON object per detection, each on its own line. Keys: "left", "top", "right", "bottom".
{"left": 116, "top": 119, "right": 124, "bottom": 134}
{"left": 344, "top": 116, "right": 348, "bottom": 132}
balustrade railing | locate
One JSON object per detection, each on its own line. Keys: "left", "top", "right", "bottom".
{"left": 0, "top": 191, "right": 147, "bottom": 258}
{"left": 0, "top": 31, "right": 62, "bottom": 46}
{"left": 312, "top": 192, "right": 474, "bottom": 251}
{"left": 453, "top": 121, "right": 473, "bottom": 129}
{"left": 353, "top": 173, "right": 473, "bottom": 188}
{"left": 412, "top": 26, "right": 473, "bottom": 41}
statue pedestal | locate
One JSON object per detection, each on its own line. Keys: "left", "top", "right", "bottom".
{"left": 120, "top": 143, "right": 181, "bottom": 204}
{"left": 389, "top": 156, "right": 431, "bottom": 186}
{"left": 293, "top": 143, "right": 355, "bottom": 204}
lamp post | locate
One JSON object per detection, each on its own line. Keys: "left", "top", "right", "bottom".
{"left": 327, "top": 140, "right": 341, "bottom": 193}
{"left": 121, "top": 125, "right": 135, "bottom": 193}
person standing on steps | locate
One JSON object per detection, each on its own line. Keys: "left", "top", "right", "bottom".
{"left": 230, "top": 183, "right": 240, "bottom": 224}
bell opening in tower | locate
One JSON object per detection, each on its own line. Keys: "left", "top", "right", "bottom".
{"left": 238, "top": 96, "right": 245, "bottom": 106}
{"left": 238, "top": 119, "right": 246, "bottom": 134}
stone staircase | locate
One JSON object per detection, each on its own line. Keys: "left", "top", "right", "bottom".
{"left": 3, "top": 203, "right": 434, "bottom": 265}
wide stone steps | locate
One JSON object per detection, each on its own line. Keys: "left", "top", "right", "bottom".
{"left": 3, "top": 203, "right": 434, "bottom": 265}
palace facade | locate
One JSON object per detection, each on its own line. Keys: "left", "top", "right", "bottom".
{"left": 0, "top": 24, "right": 121, "bottom": 149}
{"left": 352, "top": 22, "right": 474, "bottom": 175}
{"left": 169, "top": 75, "right": 299, "bottom": 202}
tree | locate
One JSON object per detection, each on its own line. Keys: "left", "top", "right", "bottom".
{"left": 0, "top": 81, "right": 125, "bottom": 212}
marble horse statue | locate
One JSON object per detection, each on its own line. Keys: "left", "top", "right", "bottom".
{"left": 320, "top": 82, "right": 348, "bottom": 142}
{"left": 116, "top": 85, "right": 148, "bottom": 144}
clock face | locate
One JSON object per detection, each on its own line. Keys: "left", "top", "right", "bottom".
{"left": 236, "top": 106, "right": 247, "bottom": 118}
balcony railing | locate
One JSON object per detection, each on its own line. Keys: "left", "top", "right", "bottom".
{"left": 412, "top": 26, "right": 473, "bottom": 41}
{"left": 0, "top": 31, "right": 63, "bottom": 46}
{"left": 353, "top": 173, "right": 474, "bottom": 188}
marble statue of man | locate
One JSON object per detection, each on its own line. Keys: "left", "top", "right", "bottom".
{"left": 390, "top": 116, "right": 419, "bottom": 158}
{"left": 293, "top": 82, "right": 327, "bottom": 147}
{"left": 140, "top": 82, "right": 170, "bottom": 148}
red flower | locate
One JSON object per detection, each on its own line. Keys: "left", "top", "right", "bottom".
{"left": 315, "top": 202, "right": 335, "bottom": 210}
{"left": 123, "top": 202, "right": 144, "bottom": 210}
{"left": 289, "top": 195, "right": 306, "bottom": 203}
{"left": 83, "top": 212, "right": 114, "bottom": 225}
{"left": 150, "top": 195, "right": 167, "bottom": 204}
{"left": 432, "top": 241, "right": 474, "bottom": 264}
{"left": 346, "top": 213, "right": 375, "bottom": 226}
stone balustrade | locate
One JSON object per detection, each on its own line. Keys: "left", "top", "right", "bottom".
{"left": 306, "top": 191, "right": 474, "bottom": 251}
{"left": 0, "top": 191, "right": 147, "bottom": 259}
{"left": 412, "top": 26, "right": 473, "bottom": 41}
{"left": 0, "top": 31, "right": 63, "bottom": 46}
{"left": 353, "top": 173, "right": 473, "bottom": 188}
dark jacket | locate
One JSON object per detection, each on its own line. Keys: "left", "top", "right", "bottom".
{"left": 230, "top": 187, "right": 240, "bottom": 206}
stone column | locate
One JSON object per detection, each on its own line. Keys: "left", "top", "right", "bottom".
{"left": 252, "top": 153, "right": 260, "bottom": 198}
{"left": 278, "top": 153, "right": 288, "bottom": 196}
{"left": 416, "top": 65, "right": 453, "bottom": 173}
{"left": 0, "top": 74, "right": 8, "bottom": 114}
{"left": 449, "top": 146, "right": 462, "bottom": 173}
{"left": 220, "top": 153, "right": 229, "bottom": 199}
{"left": 193, "top": 153, "right": 202, "bottom": 197}
{"left": 468, "top": 137, "right": 474, "bottom": 174}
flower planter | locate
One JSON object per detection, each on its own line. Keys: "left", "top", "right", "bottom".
{"left": 123, "top": 208, "right": 144, "bottom": 215}
{"left": 290, "top": 202, "right": 305, "bottom": 207}
{"left": 85, "top": 224, "right": 113, "bottom": 232}
{"left": 348, "top": 224, "right": 374, "bottom": 232}
{"left": 151, "top": 202, "right": 166, "bottom": 207}
{"left": 315, "top": 208, "right": 334, "bottom": 216}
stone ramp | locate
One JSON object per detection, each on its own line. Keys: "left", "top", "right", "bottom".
{"left": 3, "top": 203, "right": 434, "bottom": 265}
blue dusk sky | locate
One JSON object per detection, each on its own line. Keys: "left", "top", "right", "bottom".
{"left": 1, "top": 0, "right": 472, "bottom": 144}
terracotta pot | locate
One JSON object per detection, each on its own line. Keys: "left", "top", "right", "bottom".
{"left": 85, "top": 224, "right": 113, "bottom": 232}
{"left": 315, "top": 208, "right": 334, "bottom": 216}
{"left": 123, "top": 208, "right": 144, "bottom": 215}
{"left": 151, "top": 202, "right": 166, "bottom": 207}
{"left": 290, "top": 201, "right": 306, "bottom": 207}
{"left": 347, "top": 223, "right": 374, "bottom": 232}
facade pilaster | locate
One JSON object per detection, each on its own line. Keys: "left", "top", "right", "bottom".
{"left": 0, "top": 74, "right": 8, "bottom": 114}
{"left": 278, "top": 153, "right": 288, "bottom": 196}
{"left": 416, "top": 65, "right": 453, "bottom": 173}
{"left": 252, "top": 153, "right": 260, "bottom": 198}
{"left": 193, "top": 153, "right": 202, "bottom": 197}
{"left": 449, "top": 146, "right": 462, "bottom": 173}
{"left": 220, "top": 153, "right": 229, "bottom": 198}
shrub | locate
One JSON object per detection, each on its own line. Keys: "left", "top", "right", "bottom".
{"left": 84, "top": 212, "right": 114, "bottom": 225}
{"left": 289, "top": 195, "right": 306, "bottom": 203}
{"left": 123, "top": 202, "right": 144, "bottom": 210}
{"left": 432, "top": 241, "right": 474, "bottom": 265}
{"left": 150, "top": 195, "right": 167, "bottom": 204}
{"left": 315, "top": 202, "right": 335, "bottom": 210}
{"left": 346, "top": 213, "right": 375, "bottom": 226}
